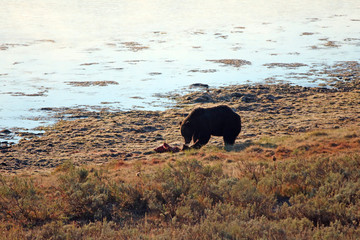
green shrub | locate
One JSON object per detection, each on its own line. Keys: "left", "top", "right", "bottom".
{"left": 258, "top": 154, "right": 360, "bottom": 227}
{"left": 0, "top": 175, "right": 53, "bottom": 226}
{"left": 144, "top": 159, "right": 275, "bottom": 225}
{"left": 144, "top": 160, "right": 225, "bottom": 220}
{"left": 111, "top": 182, "right": 147, "bottom": 217}
{"left": 1, "top": 154, "right": 360, "bottom": 239}
{"left": 58, "top": 167, "right": 115, "bottom": 221}
{"left": 58, "top": 164, "right": 147, "bottom": 222}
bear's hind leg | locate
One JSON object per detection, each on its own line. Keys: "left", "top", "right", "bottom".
{"left": 223, "top": 120, "right": 241, "bottom": 148}
{"left": 223, "top": 135, "right": 237, "bottom": 151}
{"left": 224, "top": 135, "right": 235, "bottom": 145}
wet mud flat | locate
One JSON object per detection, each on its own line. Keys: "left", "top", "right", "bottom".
{"left": 1, "top": 75, "right": 359, "bottom": 174}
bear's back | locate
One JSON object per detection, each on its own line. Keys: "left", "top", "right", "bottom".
{"left": 207, "top": 105, "right": 238, "bottom": 119}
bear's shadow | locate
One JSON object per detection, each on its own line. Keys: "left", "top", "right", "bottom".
{"left": 231, "top": 140, "right": 278, "bottom": 152}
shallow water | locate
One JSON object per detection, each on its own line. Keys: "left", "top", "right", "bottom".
{"left": 0, "top": 0, "right": 360, "bottom": 139}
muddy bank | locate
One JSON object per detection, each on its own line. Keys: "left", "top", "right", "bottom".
{"left": 1, "top": 78, "right": 359, "bottom": 173}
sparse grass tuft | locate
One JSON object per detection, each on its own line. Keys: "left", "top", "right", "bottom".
{"left": 309, "top": 131, "right": 329, "bottom": 137}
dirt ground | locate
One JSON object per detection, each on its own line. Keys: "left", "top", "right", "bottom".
{"left": 1, "top": 76, "right": 359, "bottom": 174}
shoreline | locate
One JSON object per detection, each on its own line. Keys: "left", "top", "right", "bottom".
{"left": 1, "top": 79, "right": 359, "bottom": 174}
{"left": 1, "top": 60, "right": 359, "bottom": 143}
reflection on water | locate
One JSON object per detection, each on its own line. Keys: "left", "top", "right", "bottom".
{"left": 0, "top": 0, "right": 359, "bottom": 135}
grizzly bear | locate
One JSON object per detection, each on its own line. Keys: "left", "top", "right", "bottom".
{"left": 180, "top": 105, "right": 241, "bottom": 149}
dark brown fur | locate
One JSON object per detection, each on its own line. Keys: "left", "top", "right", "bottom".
{"left": 180, "top": 105, "right": 241, "bottom": 149}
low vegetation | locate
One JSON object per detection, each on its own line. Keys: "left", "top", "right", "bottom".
{"left": 1, "top": 127, "right": 360, "bottom": 239}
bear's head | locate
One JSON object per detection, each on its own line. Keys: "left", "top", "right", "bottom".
{"left": 180, "top": 120, "right": 194, "bottom": 144}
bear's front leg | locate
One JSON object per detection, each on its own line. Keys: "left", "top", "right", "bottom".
{"left": 190, "top": 140, "right": 202, "bottom": 149}
{"left": 190, "top": 132, "right": 210, "bottom": 149}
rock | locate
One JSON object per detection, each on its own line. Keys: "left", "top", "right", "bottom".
{"left": 155, "top": 134, "right": 164, "bottom": 140}
{"left": 231, "top": 92, "right": 243, "bottom": 98}
{"left": 143, "top": 151, "right": 154, "bottom": 155}
{"left": 189, "top": 83, "right": 209, "bottom": 89}
{"left": 139, "top": 126, "right": 158, "bottom": 132}
{"left": 262, "top": 94, "right": 278, "bottom": 101}
{"left": 0, "top": 129, "right": 11, "bottom": 134}
{"left": 194, "top": 93, "right": 213, "bottom": 103}
{"left": 218, "top": 95, "right": 231, "bottom": 101}
{"left": 237, "top": 106, "right": 252, "bottom": 111}
{"left": 40, "top": 107, "right": 53, "bottom": 111}
{"left": 240, "top": 94, "right": 257, "bottom": 103}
